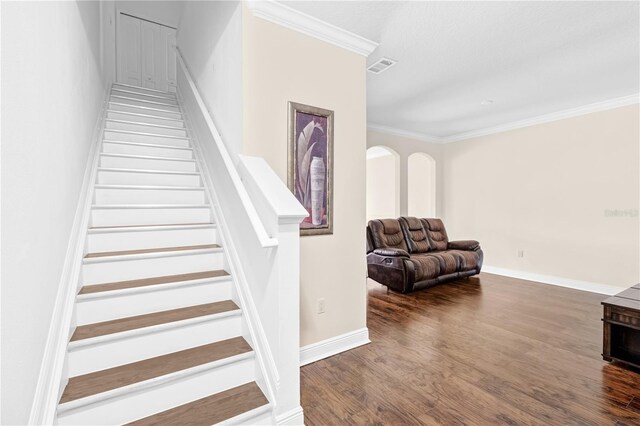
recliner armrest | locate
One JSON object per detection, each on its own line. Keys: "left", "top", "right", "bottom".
{"left": 373, "top": 248, "right": 410, "bottom": 258}
{"left": 448, "top": 240, "right": 480, "bottom": 251}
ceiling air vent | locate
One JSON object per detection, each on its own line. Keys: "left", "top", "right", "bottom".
{"left": 367, "top": 57, "right": 397, "bottom": 74}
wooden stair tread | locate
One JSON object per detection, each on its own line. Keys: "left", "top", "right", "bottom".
{"left": 60, "top": 337, "right": 251, "bottom": 404}
{"left": 84, "top": 244, "right": 219, "bottom": 259}
{"left": 71, "top": 300, "right": 239, "bottom": 342}
{"left": 126, "top": 382, "right": 268, "bottom": 426}
{"left": 80, "top": 270, "right": 229, "bottom": 295}
{"left": 90, "top": 222, "right": 212, "bottom": 230}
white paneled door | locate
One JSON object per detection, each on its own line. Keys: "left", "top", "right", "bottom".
{"left": 117, "top": 14, "right": 142, "bottom": 87}
{"left": 117, "top": 13, "right": 177, "bottom": 93}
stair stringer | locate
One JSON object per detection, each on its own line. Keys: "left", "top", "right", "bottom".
{"left": 177, "top": 91, "right": 279, "bottom": 423}
{"left": 28, "top": 87, "right": 112, "bottom": 426}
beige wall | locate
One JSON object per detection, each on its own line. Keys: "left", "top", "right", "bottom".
{"left": 366, "top": 153, "right": 399, "bottom": 221}
{"left": 367, "top": 130, "right": 444, "bottom": 217}
{"left": 242, "top": 7, "right": 368, "bottom": 346}
{"left": 408, "top": 153, "right": 437, "bottom": 217}
{"left": 442, "top": 105, "right": 640, "bottom": 288}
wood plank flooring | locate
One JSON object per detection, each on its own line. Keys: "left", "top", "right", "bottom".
{"left": 301, "top": 273, "right": 640, "bottom": 425}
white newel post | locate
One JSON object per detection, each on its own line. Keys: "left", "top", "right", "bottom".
{"left": 236, "top": 155, "right": 308, "bottom": 424}
{"left": 274, "top": 220, "right": 305, "bottom": 424}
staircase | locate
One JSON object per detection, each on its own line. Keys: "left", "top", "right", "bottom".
{"left": 56, "top": 83, "right": 272, "bottom": 425}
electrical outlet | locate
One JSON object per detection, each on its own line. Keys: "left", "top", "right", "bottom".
{"left": 517, "top": 249, "right": 524, "bottom": 258}
{"left": 317, "top": 298, "right": 326, "bottom": 314}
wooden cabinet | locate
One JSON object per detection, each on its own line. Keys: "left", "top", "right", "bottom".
{"left": 602, "top": 284, "right": 640, "bottom": 369}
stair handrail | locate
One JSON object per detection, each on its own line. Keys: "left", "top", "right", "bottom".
{"left": 176, "top": 46, "right": 307, "bottom": 422}
{"left": 175, "top": 47, "right": 278, "bottom": 249}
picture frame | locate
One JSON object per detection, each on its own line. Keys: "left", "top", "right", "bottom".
{"left": 287, "top": 101, "right": 334, "bottom": 236}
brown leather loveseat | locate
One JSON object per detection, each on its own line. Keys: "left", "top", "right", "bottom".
{"left": 366, "top": 217, "right": 483, "bottom": 293}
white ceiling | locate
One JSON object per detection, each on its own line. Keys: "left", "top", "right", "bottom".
{"left": 283, "top": 1, "right": 640, "bottom": 139}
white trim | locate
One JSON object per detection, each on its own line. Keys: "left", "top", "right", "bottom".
{"left": 222, "top": 403, "right": 272, "bottom": 425}
{"left": 276, "top": 406, "right": 305, "bottom": 425}
{"left": 368, "top": 93, "right": 640, "bottom": 144}
{"left": 87, "top": 223, "right": 216, "bottom": 234}
{"left": 367, "top": 123, "right": 443, "bottom": 144}
{"left": 246, "top": 0, "right": 378, "bottom": 57}
{"left": 444, "top": 93, "right": 640, "bottom": 143}
{"left": 300, "top": 327, "right": 370, "bottom": 366}
{"left": 481, "top": 266, "right": 623, "bottom": 296}
{"left": 175, "top": 48, "right": 277, "bottom": 248}
{"left": 28, "top": 86, "right": 111, "bottom": 425}
{"left": 237, "top": 156, "right": 308, "bottom": 225}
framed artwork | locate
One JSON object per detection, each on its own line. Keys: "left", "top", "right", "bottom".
{"left": 288, "top": 101, "right": 334, "bottom": 236}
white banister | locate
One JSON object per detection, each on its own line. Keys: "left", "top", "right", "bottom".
{"left": 176, "top": 47, "right": 307, "bottom": 424}
{"left": 176, "top": 48, "right": 278, "bottom": 248}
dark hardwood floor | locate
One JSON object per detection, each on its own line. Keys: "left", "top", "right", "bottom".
{"left": 301, "top": 273, "right": 640, "bottom": 425}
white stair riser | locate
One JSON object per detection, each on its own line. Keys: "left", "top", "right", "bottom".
{"left": 82, "top": 251, "right": 224, "bottom": 285}
{"left": 58, "top": 356, "right": 255, "bottom": 425}
{"left": 111, "top": 90, "right": 178, "bottom": 105}
{"left": 87, "top": 227, "right": 216, "bottom": 253}
{"left": 227, "top": 411, "right": 274, "bottom": 426}
{"left": 76, "top": 280, "right": 232, "bottom": 325}
{"left": 102, "top": 142, "right": 193, "bottom": 159}
{"left": 68, "top": 313, "right": 242, "bottom": 376}
{"left": 100, "top": 155, "right": 196, "bottom": 172}
{"left": 94, "top": 187, "right": 206, "bottom": 205}
{"left": 107, "top": 111, "right": 184, "bottom": 128}
{"left": 97, "top": 170, "right": 201, "bottom": 187}
{"left": 103, "top": 130, "right": 190, "bottom": 148}
{"left": 112, "top": 84, "right": 176, "bottom": 100}
{"left": 111, "top": 96, "right": 181, "bottom": 112}
{"left": 105, "top": 120, "right": 187, "bottom": 138}
{"left": 109, "top": 103, "right": 182, "bottom": 120}
{"left": 91, "top": 207, "right": 211, "bottom": 227}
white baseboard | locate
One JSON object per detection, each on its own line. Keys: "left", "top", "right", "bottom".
{"left": 300, "top": 327, "right": 370, "bottom": 366}
{"left": 29, "top": 85, "right": 111, "bottom": 425}
{"left": 276, "top": 406, "right": 304, "bottom": 425}
{"left": 482, "top": 265, "right": 623, "bottom": 295}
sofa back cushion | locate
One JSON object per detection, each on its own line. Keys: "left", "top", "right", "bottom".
{"left": 399, "top": 217, "right": 433, "bottom": 253}
{"left": 368, "top": 219, "right": 408, "bottom": 251}
{"left": 424, "top": 218, "right": 449, "bottom": 251}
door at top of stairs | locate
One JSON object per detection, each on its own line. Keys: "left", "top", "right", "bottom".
{"left": 117, "top": 13, "right": 177, "bottom": 93}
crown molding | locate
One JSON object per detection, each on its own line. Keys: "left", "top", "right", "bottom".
{"left": 368, "top": 93, "right": 640, "bottom": 145}
{"left": 246, "top": 1, "right": 379, "bottom": 57}
{"left": 443, "top": 93, "right": 640, "bottom": 143}
{"left": 367, "top": 123, "right": 443, "bottom": 144}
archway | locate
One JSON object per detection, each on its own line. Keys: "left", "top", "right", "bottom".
{"left": 407, "top": 152, "right": 436, "bottom": 218}
{"left": 366, "top": 146, "right": 400, "bottom": 222}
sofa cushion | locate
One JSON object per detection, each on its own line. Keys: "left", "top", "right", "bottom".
{"left": 399, "top": 217, "right": 433, "bottom": 253}
{"left": 407, "top": 254, "right": 440, "bottom": 281}
{"left": 424, "top": 218, "right": 449, "bottom": 251}
{"left": 448, "top": 249, "right": 480, "bottom": 272}
{"left": 423, "top": 251, "right": 458, "bottom": 275}
{"left": 368, "top": 219, "right": 408, "bottom": 252}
